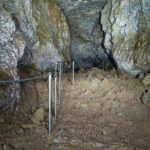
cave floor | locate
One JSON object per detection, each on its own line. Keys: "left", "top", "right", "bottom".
{"left": 0, "top": 68, "right": 150, "bottom": 150}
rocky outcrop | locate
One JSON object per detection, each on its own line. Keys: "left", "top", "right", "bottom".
{"left": 142, "top": 74, "right": 150, "bottom": 86}
{"left": 0, "top": 5, "right": 25, "bottom": 79}
{"left": 32, "top": 0, "right": 70, "bottom": 71}
{"left": 0, "top": 5, "right": 25, "bottom": 110}
{"left": 2, "top": 0, "right": 149, "bottom": 76}
{"left": 2, "top": 0, "right": 70, "bottom": 72}
{"left": 101, "top": 0, "right": 150, "bottom": 76}
{"left": 142, "top": 89, "right": 150, "bottom": 109}
{"left": 25, "top": 0, "right": 150, "bottom": 73}
{"left": 56, "top": 0, "right": 112, "bottom": 69}
{"left": 0, "top": 0, "right": 150, "bottom": 111}
{"left": 0, "top": 0, "right": 70, "bottom": 110}
{"left": 3, "top": 0, "right": 36, "bottom": 48}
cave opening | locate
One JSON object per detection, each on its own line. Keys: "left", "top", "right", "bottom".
{"left": 0, "top": 0, "right": 150, "bottom": 149}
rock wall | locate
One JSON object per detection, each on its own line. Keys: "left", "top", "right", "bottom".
{"left": 2, "top": 0, "right": 149, "bottom": 78}
{"left": 0, "top": 4, "right": 25, "bottom": 110}
{"left": 0, "top": 0, "right": 70, "bottom": 110}
{"left": 56, "top": 0, "right": 112, "bottom": 69}
{"left": 0, "top": 0, "right": 150, "bottom": 110}
{"left": 32, "top": 0, "right": 70, "bottom": 71}
{"left": 0, "top": 4, "right": 25, "bottom": 79}
{"left": 101, "top": 0, "right": 150, "bottom": 76}
{"left": 1, "top": 0, "right": 70, "bottom": 72}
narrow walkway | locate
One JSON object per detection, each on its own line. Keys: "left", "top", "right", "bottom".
{"left": 0, "top": 69, "right": 150, "bottom": 150}
{"left": 50, "top": 69, "right": 150, "bottom": 150}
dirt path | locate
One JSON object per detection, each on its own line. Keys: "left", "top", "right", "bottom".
{"left": 53, "top": 69, "right": 150, "bottom": 150}
{"left": 0, "top": 68, "right": 150, "bottom": 150}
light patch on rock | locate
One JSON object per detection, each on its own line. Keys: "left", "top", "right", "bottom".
{"left": 32, "top": 108, "right": 45, "bottom": 125}
{"left": 32, "top": 42, "right": 61, "bottom": 71}
{"left": 141, "top": 89, "right": 150, "bottom": 109}
{"left": 0, "top": 31, "right": 26, "bottom": 78}
{"left": 101, "top": 0, "right": 150, "bottom": 75}
{"left": 0, "top": 8, "right": 15, "bottom": 44}
{"left": 142, "top": 74, "right": 150, "bottom": 86}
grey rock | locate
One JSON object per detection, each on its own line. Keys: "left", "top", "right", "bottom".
{"left": 1, "top": 0, "right": 150, "bottom": 111}
{"left": 2, "top": 0, "right": 70, "bottom": 72}
{"left": 0, "top": 0, "right": 70, "bottom": 110}
{"left": 101, "top": 0, "right": 150, "bottom": 76}
{"left": 117, "top": 112, "right": 123, "bottom": 117}
{"left": 95, "top": 143, "right": 104, "bottom": 148}
{"left": 53, "top": 138, "right": 60, "bottom": 144}
{"left": 111, "top": 100, "right": 120, "bottom": 109}
{"left": 53, "top": 136, "right": 66, "bottom": 144}
{"left": 0, "top": 40, "right": 24, "bottom": 109}
{"left": 138, "top": 73, "right": 145, "bottom": 80}
{"left": 16, "top": 128, "right": 24, "bottom": 135}
{"left": 141, "top": 89, "right": 150, "bottom": 108}
{"left": 142, "top": 74, "right": 150, "bottom": 86}
{"left": 56, "top": 0, "right": 112, "bottom": 69}
{"left": 0, "top": 6, "right": 25, "bottom": 78}
{"left": 0, "top": 117, "right": 4, "bottom": 123}
{"left": 0, "top": 7, "right": 15, "bottom": 45}
{"left": 3, "top": 0, "right": 36, "bottom": 47}
{"left": 0, "top": 6, "right": 26, "bottom": 111}
{"left": 3, "top": 144, "right": 15, "bottom": 150}
{"left": 32, "top": 108, "right": 45, "bottom": 125}
{"left": 30, "top": 0, "right": 71, "bottom": 71}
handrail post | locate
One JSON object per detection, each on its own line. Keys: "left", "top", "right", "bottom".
{"left": 58, "top": 62, "right": 62, "bottom": 101}
{"left": 48, "top": 72, "right": 52, "bottom": 134}
{"left": 72, "top": 61, "right": 75, "bottom": 85}
{"left": 54, "top": 76, "right": 57, "bottom": 119}
{"left": 55, "top": 62, "right": 57, "bottom": 77}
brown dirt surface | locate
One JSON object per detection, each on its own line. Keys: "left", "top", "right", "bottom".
{"left": 0, "top": 68, "right": 150, "bottom": 150}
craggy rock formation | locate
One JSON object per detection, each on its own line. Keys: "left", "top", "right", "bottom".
{"left": 0, "top": 5, "right": 25, "bottom": 110}
{"left": 2, "top": 0, "right": 70, "bottom": 71}
{"left": 32, "top": 0, "right": 70, "bottom": 71}
{"left": 0, "top": 5, "right": 25, "bottom": 79}
{"left": 0, "top": 0, "right": 150, "bottom": 110}
{"left": 0, "top": 0, "right": 70, "bottom": 110}
{"left": 56, "top": 0, "right": 112, "bottom": 69}
{"left": 101, "top": 0, "right": 150, "bottom": 76}
{"left": 1, "top": 0, "right": 149, "bottom": 77}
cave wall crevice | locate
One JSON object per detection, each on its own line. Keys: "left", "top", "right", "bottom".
{"left": 56, "top": 0, "right": 112, "bottom": 70}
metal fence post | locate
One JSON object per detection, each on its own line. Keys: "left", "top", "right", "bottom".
{"left": 54, "top": 76, "right": 57, "bottom": 119}
{"left": 72, "top": 61, "right": 75, "bottom": 85}
{"left": 48, "top": 72, "right": 52, "bottom": 134}
{"left": 58, "top": 63, "right": 62, "bottom": 101}
{"left": 55, "top": 62, "right": 57, "bottom": 77}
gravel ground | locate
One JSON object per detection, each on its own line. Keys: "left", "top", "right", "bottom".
{"left": 0, "top": 68, "right": 150, "bottom": 150}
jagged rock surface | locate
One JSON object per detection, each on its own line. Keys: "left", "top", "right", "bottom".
{"left": 3, "top": 0, "right": 36, "bottom": 48}
{"left": 0, "top": 0, "right": 70, "bottom": 110}
{"left": 31, "top": 0, "right": 70, "bottom": 71}
{"left": 2, "top": 0, "right": 70, "bottom": 72}
{"left": 56, "top": 0, "right": 112, "bottom": 69}
{"left": 0, "top": 5, "right": 26, "bottom": 110}
{"left": 142, "top": 89, "right": 150, "bottom": 109}
{"left": 1, "top": 0, "right": 149, "bottom": 75}
{"left": 101, "top": 0, "right": 150, "bottom": 76}
{"left": 0, "top": 6, "right": 25, "bottom": 78}
{"left": 0, "top": 0, "right": 150, "bottom": 111}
